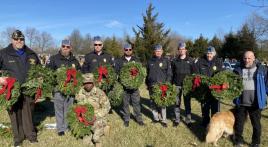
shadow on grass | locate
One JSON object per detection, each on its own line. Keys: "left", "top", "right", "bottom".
{"left": 33, "top": 98, "right": 55, "bottom": 127}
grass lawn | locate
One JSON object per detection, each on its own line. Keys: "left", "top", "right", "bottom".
{"left": 0, "top": 84, "right": 267, "bottom": 147}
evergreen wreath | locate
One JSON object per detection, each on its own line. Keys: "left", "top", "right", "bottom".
{"left": 209, "top": 70, "right": 243, "bottom": 104}
{"left": 183, "top": 74, "right": 210, "bottom": 102}
{"left": 151, "top": 82, "right": 177, "bottom": 107}
{"left": 21, "top": 65, "right": 54, "bottom": 102}
{"left": 55, "top": 67, "right": 83, "bottom": 96}
{"left": 67, "top": 103, "right": 95, "bottom": 139}
{"left": 93, "top": 64, "right": 116, "bottom": 92}
{"left": 0, "top": 72, "right": 20, "bottom": 110}
{"left": 119, "top": 62, "right": 146, "bottom": 89}
{"left": 107, "top": 81, "right": 124, "bottom": 107}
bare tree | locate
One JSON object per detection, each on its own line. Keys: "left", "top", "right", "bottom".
{"left": 35, "top": 31, "right": 54, "bottom": 53}
{"left": 168, "top": 32, "right": 184, "bottom": 57}
{"left": 244, "top": 0, "right": 268, "bottom": 7}
{"left": 69, "top": 29, "right": 83, "bottom": 54}
{"left": 80, "top": 33, "right": 92, "bottom": 54}
{"left": 246, "top": 12, "right": 268, "bottom": 40}
{"left": 1, "top": 27, "right": 17, "bottom": 45}
{"left": 25, "top": 27, "right": 39, "bottom": 48}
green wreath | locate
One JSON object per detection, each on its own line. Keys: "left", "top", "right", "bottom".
{"left": 0, "top": 123, "right": 12, "bottom": 138}
{"left": 183, "top": 74, "right": 210, "bottom": 102}
{"left": 119, "top": 62, "right": 146, "bottom": 89}
{"left": 0, "top": 72, "right": 20, "bottom": 110}
{"left": 93, "top": 64, "right": 116, "bottom": 92}
{"left": 209, "top": 70, "right": 243, "bottom": 104}
{"left": 55, "top": 67, "right": 83, "bottom": 96}
{"left": 107, "top": 81, "right": 124, "bottom": 107}
{"left": 67, "top": 103, "right": 95, "bottom": 139}
{"left": 151, "top": 82, "right": 177, "bottom": 107}
{"left": 21, "top": 65, "right": 54, "bottom": 101}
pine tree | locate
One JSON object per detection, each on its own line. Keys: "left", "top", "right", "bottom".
{"left": 103, "top": 36, "right": 123, "bottom": 58}
{"left": 237, "top": 24, "right": 258, "bottom": 54}
{"left": 222, "top": 32, "right": 240, "bottom": 59}
{"left": 209, "top": 35, "right": 223, "bottom": 57}
{"left": 130, "top": 3, "right": 170, "bottom": 63}
{"left": 191, "top": 34, "right": 208, "bottom": 58}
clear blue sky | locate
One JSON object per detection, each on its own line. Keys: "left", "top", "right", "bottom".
{"left": 0, "top": 0, "right": 261, "bottom": 41}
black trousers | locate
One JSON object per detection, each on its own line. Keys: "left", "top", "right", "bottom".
{"left": 8, "top": 95, "right": 37, "bottom": 144}
{"left": 201, "top": 96, "right": 220, "bottom": 127}
{"left": 122, "top": 89, "right": 143, "bottom": 122}
{"left": 234, "top": 105, "right": 261, "bottom": 145}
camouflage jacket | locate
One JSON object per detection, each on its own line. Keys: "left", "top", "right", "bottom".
{"left": 76, "top": 86, "right": 111, "bottom": 119}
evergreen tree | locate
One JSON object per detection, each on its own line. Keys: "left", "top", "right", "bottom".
{"left": 130, "top": 3, "right": 170, "bottom": 63}
{"left": 222, "top": 32, "right": 240, "bottom": 59}
{"left": 191, "top": 34, "right": 208, "bottom": 58}
{"left": 209, "top": 35, "right": 223, "bottom": 57}
{"left": 237, "top": 23, "right": 258, "bottom": 54}
{"left": 103, "top": 36, "right": 123, "bottom": 58}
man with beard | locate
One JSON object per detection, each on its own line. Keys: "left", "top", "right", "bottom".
{"left": 46, "top": 39, "right": 81, "bottom": 136}
{"left": 115, "top": 44, "right": 145, "bottom": 127}
{"left": 0, "top": 30, "right": 40, "bottom": 147}
{"left": 194, "top": 46, "right": 223, "bottom": 128}
{"left": 233, "top": 51, "right": 267, "bottom": 147}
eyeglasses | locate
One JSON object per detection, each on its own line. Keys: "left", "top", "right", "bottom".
{"left": 94, "top": 44, "right": 102, "bottom": 46}
{"left": 124, "top": 49, "right": 132, "bottom": 51}
{"left": 62, "top": 45, "right": 71, "bottom": 49}
{"left": 13, "top": 38, "right": 25, "bottom": 41}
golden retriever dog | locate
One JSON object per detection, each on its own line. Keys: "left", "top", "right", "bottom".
{"left": 206, "top": 109, "right": 235, "bottom": 146}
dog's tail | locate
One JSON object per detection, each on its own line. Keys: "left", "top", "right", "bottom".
{"left": 206, "top": 122, "right": 222, "bottom": 144}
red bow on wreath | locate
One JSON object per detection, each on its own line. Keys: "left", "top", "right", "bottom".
{"left": 75, "top": 106, "right": 96, "bottom": 126}
{"left": 209, "top": 83, "right": 229, "bottom": 92}
{"left": 64, "top": 69, "right": 78, "bottom": 87}
{"left": 35, "top": 86, "right": 42, "bottom": 103}
{"left": 192, "top": 75, "right": 201, "bottom": 91}
{"left": 130, "top": 67, "right": 139, "bottom": 77}
{"left": 0, "top": 77, "right": 16, "bottom": 100}
{"left": 160, "top": 85, "right": 168, "bottom": 99}
{"left": 98, "top": 66, "right": 108, "bottom": 82}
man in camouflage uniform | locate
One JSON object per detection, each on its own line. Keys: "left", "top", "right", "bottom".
{"left": 76, "top": 73, "right": 111, "bottom": 147}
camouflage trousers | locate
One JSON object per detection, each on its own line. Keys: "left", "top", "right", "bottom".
{"left": 83, "top": 118, "right": 107, "bottom": 143}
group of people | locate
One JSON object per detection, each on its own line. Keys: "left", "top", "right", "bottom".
{"left": 0, "top": 30, "right": 267, "bottom": 147}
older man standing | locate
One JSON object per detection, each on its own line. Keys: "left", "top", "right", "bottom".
{"left": 146, "top": 44, "right": 172, "bottom": 127}
{"left": 0, "top": 30, "right": 40, "bottom": 147}
{"left": 46, "top": 39, "right": 81, "bottom": 136}
{"left": 233, "top": 51, "right": 267, "bottom": 147}
{"left": 194, "top": 46, "right": 223, "bottom": 128}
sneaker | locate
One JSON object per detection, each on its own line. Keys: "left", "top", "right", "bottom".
{"left": 58, "top": 131, "right": 65, "bottom": 136}
{"left": 173, "top": 121, "right": 179, "bottom": 127}
{"left": 124, "top": 121, "right": 129, "bottom": 127}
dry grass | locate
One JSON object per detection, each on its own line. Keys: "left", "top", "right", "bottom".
{"left": 0, "top": 84, "right": 268, "bottom": 147}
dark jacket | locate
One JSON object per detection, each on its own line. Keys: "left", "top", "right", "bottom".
{"left": 115, "top": 56, "right": 140, "bottom": 73}
{"left": 233, "top": 63, "right": 268, "bottom": 109}
{"left": 146, "top": 56, "right": 172, "bottom": 88}
{"left": 171, "top": 56, "right": 194, "bottom": 86}
{"left": 82, "top": 51, "right": 114, "bottom": 73}
{"left": 194, "top": 55, "right": 223, "bottom": 77}
{"left": 46, "top": 52, "right": 81, "bottom": 71}
{"left": 0, "top": 44, "right": 40, "bottom": 83}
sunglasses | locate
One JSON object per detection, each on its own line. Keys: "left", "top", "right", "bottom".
{"left": 124, "top": 49, "right": 132, "bottom": 51}
{"left": 13, "top": 38, "right": 25, "bottom": 41}
{"left": 62, "top": 45, "right": 71, "bottom": 49}
{"left": 94, "top": 44, "right": 102, "bottom": 46}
